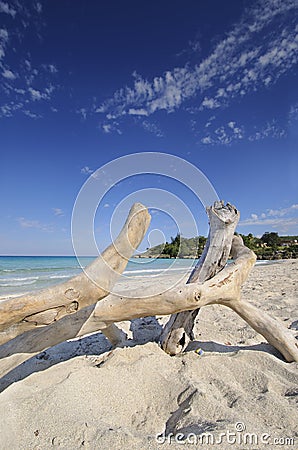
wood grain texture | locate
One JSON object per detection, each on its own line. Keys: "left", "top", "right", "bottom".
{"left": 161, "top": 201, "right": 239, "bottom": 355}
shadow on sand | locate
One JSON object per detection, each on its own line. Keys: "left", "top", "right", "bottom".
{"left": 0, "top": 316, "right": 163, "bottom": 393}
{"left": 0, "top": 317, "right": 288, "bottom": 393}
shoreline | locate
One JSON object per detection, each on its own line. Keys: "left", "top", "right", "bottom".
{"left": 0, "top": 258, "right": 292, "bottom": 301}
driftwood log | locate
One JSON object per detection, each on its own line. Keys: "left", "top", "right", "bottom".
{"left": 161, "top": 201, "right": 240, "bottom": 355}
{"left": 0, "top": 202, "right": 297, "bottom": 381}
{"left": 0, "top": 202, "right": 151, "bottom": 345}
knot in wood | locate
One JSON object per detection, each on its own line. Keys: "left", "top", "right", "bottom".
{"left": 194, "top": 290, "right": 201, "bottom": 301}
{"left": 64, "top": 288, "right": 80, "bottom": 300}
{"left": 66, "top": 301, "right": 79, "bottom": 313}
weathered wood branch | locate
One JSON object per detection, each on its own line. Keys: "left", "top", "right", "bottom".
{"left": 225, "top": 238, "right": 298, "bottom": 363}
{"left": 0, "top": 305, "right": 97, "bottom": 379}
{"left": 0, "top": 203, "right": 151, "bottom": 345}
{"left": 161, "top": 201, "right": 240, "bottom": 355}
{"left": 1, "top": 204, "right": 297, "bottom": 382}
{"left": 86, "top": 235, "right": 254, "bottom": 322}
{"left": 0, "top": 234, "right": 257, "bottom": 380}
{"left": 90, "top": 236, "right": 298, "bottom": 362}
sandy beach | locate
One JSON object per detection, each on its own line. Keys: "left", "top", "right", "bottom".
{"left": 0, "top": 259, "right": 297, "bottom": 449}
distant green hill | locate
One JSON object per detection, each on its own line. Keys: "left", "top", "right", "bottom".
{"left": 139, "top": 234, "right": 207, "bottom": 259}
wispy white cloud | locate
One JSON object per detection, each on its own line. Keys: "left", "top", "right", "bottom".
{"left": 2, "top": 68, "right": 16, "bottom": 80}
{"left": 0, "top": 28, "right": 8, "bottom": 60}
{"left": 28, "top": 86, "right": 54, "bottom": 101}
{"left": 0, "top": 3, "right": 58, "bottom": 119}
{"left": 42, "top": 63, "right": 58, "bottom": 74}
{"left": 201, "top": 136, "right": 213, "bottom": 145}
{"left": 0, "top": 28, "right": 8, "bottom": 39}
{"left": 96, "top": 0, "right": 297, "bottom": 135}
{"left": 289, "top": 103, "right": 298, "bottom": 124}
{"left": 201, "top": 120, "right": 244, "bottom": 145}
{"left": 141, "top": 120, "right": 164, "bottom": 137}
{"left": 101, "top": 122, "right": 122, "bottom": 134}
{"left": 0, "top": 102, "right": 23, "bottom": 117}
{"left": 248, "top": 119, "right": 287, "bottom": 141}
{"left": 200, "top": 97, "right": 220, "bottom": 110}
{"left": 23, "top": 109, "right": 42, "bottom": 119}
{"left": 239, "top": 204, "right": 298, "bottom": 233}
{"left": 0, "top": 1, "right": 16, "bottom": 17}
{"left": 267, "top": 204, "right": 298, "bottom": 217}
{"left": 102, "top": 123, "right": 112, "bottom": 133}
{"left": 1, "top": 82, "right": 56, "bottom": 117}
{"left": 28, "top": 87, "right": 43, "bottom": 101}
{"left": 81, "top": 166, "right": 94, "bottom": 175}
{"left": 36, "top": 2, "right": 42, "bottom": 13}
{"left": 18, "top": 217, "right": 54, "bottom": 232}
{"left": 128, "top": 108, "right": 148, "bottom": 116}
{"left": 52, "top": 208, "right": 64, "bottom": 216}
{"left": 77, "top": 108, "right": 87, "bottom": 120}
{"left": 239, "top": 217, "right": 298, "bottom": 234}
{"left": 201, "top": 115, "right": 289, "bottom": 145}
{"left": 176, "top": 37, "right": 202, "bottom": 58}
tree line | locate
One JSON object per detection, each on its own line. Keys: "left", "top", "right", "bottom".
{"left": 238, "top": 232, "right": 298, "bottom": 260}
{"left": 143, "top": 232, "right": 298, "bottom": 260}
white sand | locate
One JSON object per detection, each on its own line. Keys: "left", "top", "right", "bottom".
{"left": 0, "top": 260, "right": 297, "bottom": 449}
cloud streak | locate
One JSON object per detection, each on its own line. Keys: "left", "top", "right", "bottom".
{"left": 141, "top": 120, "right": 164, "bottom": 137}
{"left": 81, "top": 166, "right": 94, "bottom": 175}
{"left": 200, "top": 117, "right": 288, "bottom": 145}
{"left": 201, "top": 120, "right": 244, "bottom": 145}
{"left": 0, "top": 1, "right": 16, "bottom": 17}
{"left": 0, "top": 1, "right": 58, "bottom": 119}
{"left": 18, "top": 217, "right": 54, "bottom": 232}
{"left": 97, "top": 0, "right": 297, "bottom": 135}
{"left": 0, "top": 28, "right": 8, "bottom": 61}
{"left": 52, "top": 208, "right": 64, "bottom": 216}
{"left": 239, "top": 204, "right": 298, "bottom": 233}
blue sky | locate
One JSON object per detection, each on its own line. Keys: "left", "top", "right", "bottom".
{"left": 0, "top": 0, "right": 297, "bottom": 255}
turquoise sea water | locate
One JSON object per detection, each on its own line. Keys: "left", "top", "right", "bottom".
{"left": 0, "top": 256, "right": 274, "bottom": 299}
{"left": 0, "top": 256, "right": 197, "bottom": 298}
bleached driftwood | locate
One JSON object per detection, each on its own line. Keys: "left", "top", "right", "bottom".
{"left": 0, "top": 203, "right": 151, "bottom": 346}
{"left": 87, "top": 235, "right": 298, "bottom": 363}
{"left": 161, "top": 201, "right": 239, "bottom": 355}
{"left": 1, "top": 202, "right": 298, "bottom": 382}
